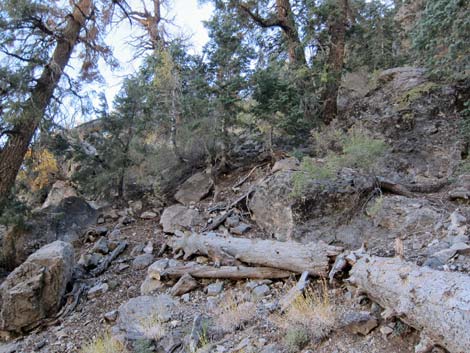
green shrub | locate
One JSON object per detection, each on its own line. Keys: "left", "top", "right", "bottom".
{"left": 292, "top": 127, "right": 387, "bottom": 196}
{"left": 284, "top": 325, "right": 310, "bottom": 353}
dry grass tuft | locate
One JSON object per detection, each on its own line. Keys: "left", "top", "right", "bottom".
{"left": 139, "top": 312, "right": 166, "bottom": 341}
{"left": 80, "top": 333, "right": 129, "bottom": 353}
{"left": 212, "top": 291, "right": 257, "bottom": 332}
{"left": 274, "top": 279, "right": 337, "bottom": 347}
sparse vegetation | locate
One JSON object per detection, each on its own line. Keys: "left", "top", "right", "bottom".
{"left": 212, "top": 291, "right": 257, "bottom": 332}
{"left": 139, "top": 312, "right": 165, "bottom": 341}
{"left": 274, "top": 279, "right": 337, "bottom": 350}
{"left": 80, "top": 333, "right": 128, "bottom": 353}
{"left": 293, "top": 127, "right": 387, "bottom": 195}
{"left": 284, "top": 325, "right": 310, "bottom": 353}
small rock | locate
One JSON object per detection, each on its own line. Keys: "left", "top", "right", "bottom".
{"left": 143, "top": 241, "right": 154, "bottom": 254}
{"left": 34, "top": 339, "right": 47, "bottom": 350}
{"left": 130, "top": 244, "right": 145, "bottom": 256}
{"left": 109, "top": 228, "right": 121, "bottom": 240}
{"left": 170, "top": 274, "right": 199, "bottom": 296}
{"left": 380, "top": 325, "right": 394, "bottom": 336}
{"left": 92, "top": 237, "right": 109, "bottom": 254}
{"left": 252, "top": 284, "right": 270, "bottom": 297}
{"left": 88, "top": 282, "right": 109, "bottom": 299}
{"left": 231, "top": 223, "right": 251, "bottom": 235}
{"left": 225, "top": 215, "right": 240, "bottom": 228}
{"left": 118, "top": 263, "right": 130, "bottom": 272}
{"left": 78, "top": 253, "right": 103, "bottom": 269}
{"left": 132, "top": 254, "right": 154, "bottom": 270}
{"left": 207, "top": 282, "right": 224, "bottom": 296}
{"left": 140, "top": 211, "right": 158, "bottom": 219}
{"left": 97, "top": 217, "right": 105, "bottom": 224}
{"left": 182, "top": 293, "right": 190, "bottom": 302}
{"left": 234, "top": 337, "right": 250, "bottom": 351}
{"left": 130, "top": 200, "right": 143, "bottom": 213}
{"left": 450, "top": 242, "right": 470, "bottom": 255}
{"left": 95, "top": 226, "right": 109, "bottom": 236}
{"left": 140, "top": 277, "right": 163, "bottom": 295}
{"left": 104, "top": 310, "right": 118, "bottom": 322}
{"left": 196, "top": 256, "right": 209, "bottom": 264}
{"left": 341, "top": 311, "right": 378, "bottom": 335}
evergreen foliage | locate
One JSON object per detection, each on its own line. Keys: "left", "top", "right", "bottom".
{"left": 412, "top": 0, "right": 470, "bottom": 80}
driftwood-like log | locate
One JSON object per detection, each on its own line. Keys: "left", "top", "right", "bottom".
{"left": 157, "top": 263, "right": 292, "bottom": 280}
{"left": 90, "top": 241, "right": 127, "bottom": 277}
{"left": 349, "top": 255, "right": 470, "bottom": 353}
{"left": 169, "top": 233, "right": 343, "bottom": 277}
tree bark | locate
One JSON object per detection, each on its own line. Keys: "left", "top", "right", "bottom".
{"left": 154, "top": 263, "right": 293, "bottom": 280}
{"left": 349, "top": 255, "right": 470, "bottom": 353}
{"left": 169, "top": 233, "right": 343, "bottom": 277}
{"left": 322, "top": 0, "right": 348, "bottom": 124}
{"left": 0, "top": 0, "right": 92, "bottom": 205}
{"left": 239, "top": 0, "right": 306, "bottom": 67}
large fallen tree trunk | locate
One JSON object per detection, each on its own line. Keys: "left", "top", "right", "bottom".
{"left": 349, "top": 255, "right": 470, "bottom": 353}
{"left": 155, "top": 263, "right": 292, "bottom": 280}
{"left": 169, "top": 233, "right": 343, "bottom": 277}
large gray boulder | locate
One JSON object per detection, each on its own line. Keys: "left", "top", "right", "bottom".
{"left": 174, "top": 172, "right": 213, "bottom": 205}
{"left": 160, "top": 205, "right": 203, "bottom": 234}
{"left": 249, "top": 169, "right": 375, "bottom": 241}
{"left": 41, "top": 180, "right": 78, "bottom": 209}
{"left": 114, "top": 295, "right": 175, "bottom": 340}
{"left": 0, "top": 241, "right": 74, "bottom": 332}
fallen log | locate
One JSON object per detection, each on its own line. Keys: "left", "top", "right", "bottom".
{"left": 155, "top": 263, "right": 292, "bottom": 280}
{"left": 349, "top": 255, "right": 470, "bottom": 353}
{"left": 169, "top": 233, "right": 343, "bottom": 277}
{"left": 90, "top": 241, "right": 127, "bottom": 277}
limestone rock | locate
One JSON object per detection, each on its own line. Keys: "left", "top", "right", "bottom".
{"left": 140, "top": 211, "right": 158, "bottom": 219}
{"left": 249, "top": 169, "right": 374, "bottom": 241}
{"left": 160, "top": 205, "right": 203, "bottom": 234}
{"left": 0, "top": 241, "right": 74, "bottom": 332}
{"left": 271, "top": 157, "right": 300, "bottom": 173}
{"left": 341, "top": 311, "right": 378, "bottom": 335}
{"left": 115, "top": 295, "right": 175, "bottom": 340}
{"left": 207, "top": 282, "right": 223, "bottom": 296}
{"left": 41, "top": 180, "right": 77, "bottom": 209}
{"left": 174, "top": 172, "right": 213, "bottom": 205}
{"left": 132, "top": 254, "right": 154, "bottom": 270}
{"left": 170, "top": 274, "right": 199, "bottom": 296}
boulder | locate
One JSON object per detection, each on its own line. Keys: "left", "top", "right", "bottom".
{"left": 249, "top": 169, "right": 374, "bottom": 241}
{"left": 0, "top": 241, "right": 74, "bottom": 332}
{"left": 271, "top": 157, "right": 300, "bottom": 174}
{"left": 114, "top": 295, "right": 175, "bottom": 340}
{"left": 174, "top": 172, "right": 213, "bottom": 205}
{"left": 160, "top": 205, "right": 203, "bottom": 234}
{"left": 41, "top": 180, "right": 77, "bottom": 209}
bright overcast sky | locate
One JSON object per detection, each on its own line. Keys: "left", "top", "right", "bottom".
{"left": 98, "top": 0, "right": 213, "bottom": 108}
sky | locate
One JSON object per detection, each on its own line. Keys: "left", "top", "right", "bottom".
{"left": 99, "top": 0, "right": 213, "bottom": 107}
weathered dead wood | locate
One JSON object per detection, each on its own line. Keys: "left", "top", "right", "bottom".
{"left": 169, "top": 233, "right": 343, "bottom": 277}
{"left": 232, "top": 166, "right": 259, "bottom": 190}
{"left": 349, "top": 255, "right": 470, "bottom": 353}
{"left": 203, "top": 209, "right": 233, "bottom": 232}
{"left": 378, "top": 177, "right": 449, "bottom": 197}
{"left": 90, "top": 241, "right": 127, "bottom": 277}
{"left": 377, "top": 178, "right": 415, "bottom": 197}
{"left": 203, "top": 188, "right": 255, "bottom": 231}
{"left": 157, "top": 263, "right": 292, "bottom": 280}
{"left": 279, "top": 271, "right": 309, "bottom": 312}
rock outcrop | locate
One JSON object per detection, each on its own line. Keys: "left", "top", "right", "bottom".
{"left": 0, "top": 241, "right": 74, "bottom": 333}
{"left": 249, "top": 169, "right": 375, "bottom": 241}
{"left": 174, "top": 171, "right": 213, "bottom": 205}
{"left": 160, "top": 205, "right": 203, "bottom": 234}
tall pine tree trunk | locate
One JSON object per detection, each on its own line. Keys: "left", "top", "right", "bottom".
{"left": 322, "top": 0, "right": 348, "bottom": 124}
{"left": 0, "top": 0, "right": 92, "bottom": 205}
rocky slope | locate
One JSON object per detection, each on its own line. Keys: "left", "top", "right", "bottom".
{"left": 0, "top": 67, "right": 469, "bottom": 353}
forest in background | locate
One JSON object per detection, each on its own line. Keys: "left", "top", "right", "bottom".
{"left": 0, "top": 0, "right": 468, "bottom": 222}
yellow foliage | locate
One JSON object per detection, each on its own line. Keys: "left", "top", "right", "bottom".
{"left": 18, "top": 149, "right": 59, "bottom": 191}
{"left": 80, "top": 333, "right": 128, "bottom": 353}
